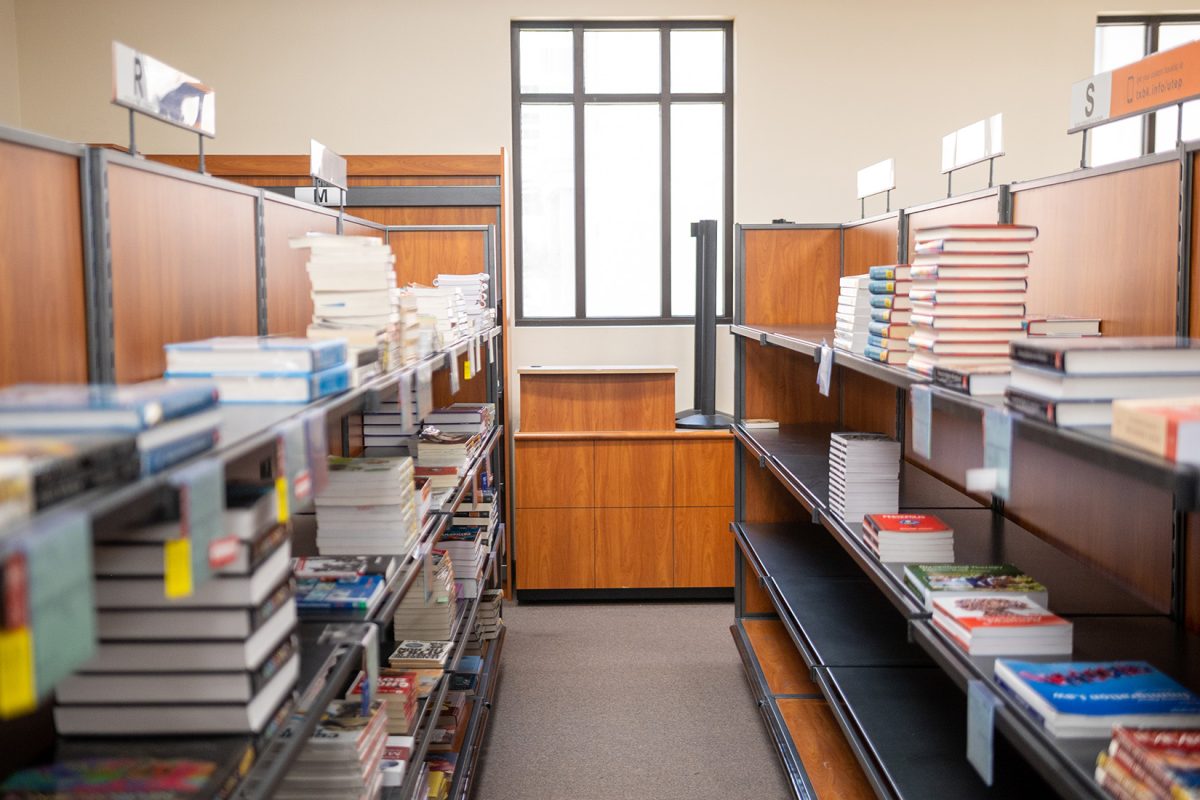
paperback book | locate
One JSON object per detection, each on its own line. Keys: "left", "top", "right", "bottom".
{"left": 903, "top": 563, "right": 1048, "bottom": 611}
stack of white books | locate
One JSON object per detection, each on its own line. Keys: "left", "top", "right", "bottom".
{"left": 828, "top": 432, "right": 900, "bottom": 524}
{"left": 434, "top": 273, "right": 491, "bottom": 336}
{"left": 315, "top": 457, "right": 421, "bottom": 556}
{"left": 291, "top": 234, "right": 402, "bottom": 373}
{"left": 392, "top": 550, "right": 457, "bottom": 641}
{"left": 407, "top": 285, "right": 469, "bottom": 348}
{"left": 834, "top": 274, "right": 871, "bottom": 354}
{"left": 275, "top": 699, "right": 388, "bottom": 800}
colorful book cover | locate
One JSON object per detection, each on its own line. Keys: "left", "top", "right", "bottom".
{"left": 868, "top": 279, "right": 910, "bottom": 295}
{"left": 868, "top": 265, "right": 910, "bottom": 280}
{"left": 165, "top": 336, "right": 347, "bottom": 373}
{"left": 295, "top": 575, "right": 384, "bottom": 609}
{"left": 932, "top": 596, "right": 1069, "bottom": 630}
{"left": 1111, "top": 726, "right": 1200, "bottom": 794}
{"left": 865, "top": 513, "right": 952, "bottom": 535}
{"left": 905, "top": 564, "right": 1045, "bottom": 595}
{"left": 997, "top": 661, "right": 1200, "bottom": 717}
{"left": 1, "top": 758, "right": 216, "bottom": 794}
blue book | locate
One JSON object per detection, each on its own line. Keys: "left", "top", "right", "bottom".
{"left": 994, "top": 660, "right": 1200, "bottom": 737}
{"left": 868, "top": 279, "right": 908, "bottom": 295}
{"left": 0, "top": 382, "right": 219, "bottom": 433}
{"left": 295, "top": 575, "right": 385, "bottom": 613}
{"left": 869, "top": 295, "right": 910, "bottom": 310}
{"left": 140, "top": 426, "right": 220, "bottom": 475}
{"left": 165, "top": 337, "right": 347, "bottom": 375}
{"left": 166, "top": 363, "right": 351, "bottom": 404}
{"left": 868, "top": 266, "right": 909, "bottom": 280}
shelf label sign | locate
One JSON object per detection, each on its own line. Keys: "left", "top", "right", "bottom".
{"left": 942, "top": 114, "right": 1003, "bottom": 173}
{"left": 967, "top": 680, "right": 1001, "bottom": 786}
{"left": 967, "top": 407, "right": 1015, "bottom": 500}
{"left": 1070, "top": 39, "right": 1200, "bottom": 132}
{"left": 486, "top": 331, "right": 495, "bottom": 364}
{"left": 293, "top": 186, "right": 345, "bottom": 207}
{"left": 111, "top": 42, "right": 215, "bottom": 137}
{"left": 309, "top": 139, "right": 348, "bottom": 191}
{"left": 856, "top": 158, "right": 895, "bottom": 199}
{"left": 817, "top": 343, "right": 833, "bottom": 397}
{"left": 912, "top": 385, "right": 933, "bottom": 459}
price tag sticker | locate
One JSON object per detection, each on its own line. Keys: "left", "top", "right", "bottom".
{"left": 449, "top": 352, "right": 461, "bottom": 395}
{"left": 912, "top": 385, "right": 933, "bottom": 459}
{"left": 464, "top": 359, "right": 472, "bottom": 382}
{"left": 967, "top": 680, "right": 1001, "bottom": 786}
{"left": 983, "top": 406, "right": 1015, "bottom": 501}
{"left": 164, "top": 538, "right": 193, "bottom": 599}
{"left": 170, "top": 458, "right": 223, "bottom": 589}
{"left": 0, "top": 626, "right": 35, "bottom": 718}
{"left": 472, "top": 335, "right": 481, "bottom": 377}
{"left": 486, "top": 330, "right": 495, "bottom": 364}
{"left": 816, "top": 343, "right": 834, "bottom": 397}
{"left": 0, "top": 459, "right": 33, "bottom": 532}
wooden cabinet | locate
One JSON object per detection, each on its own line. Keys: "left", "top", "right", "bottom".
{"left": 595, "top": 441, "right": 673, "bottom": 507}
{"left": 674, "top": 506, "right": 735, "bottom": 587}
{"left": 595, "top": 507, "right": 673, "bottom": 588}
{"left": 674, "top": 440, "right": 735, "bottom": 506}
{"left": 515, "top": 441, "right": 593, "bottom": 508}
{"left": 515, "top": 508, "right": 594, "bottom": 590}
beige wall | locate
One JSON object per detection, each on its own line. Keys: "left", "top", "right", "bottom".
{"left": 0, "top": 0, "right": 20, "bottom": 126}
{"left": 8, "top": 0, "right": 1193, "bottom": 422}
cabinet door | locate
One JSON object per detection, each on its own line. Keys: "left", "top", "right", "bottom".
{"left": 595, "top": 507, "right": 673, "bottom": 588}
{"left": 673, "top": 439, "right": 734, "bottom": 506}
{"left": 594, "top": 440, "right": 672, "bottom": 507}
{"left": 674, "top": 506, "right": 735, "bottom": 587}
{"left": 515, "top": 441, "right": 593, "bottom": 508}
{"left": 516, "top": 508, "right": 594, "bottom": 589}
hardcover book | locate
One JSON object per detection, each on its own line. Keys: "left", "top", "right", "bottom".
{"left": 903, "top": 564, "right": 1048, "bottom": 611}
{"left": 932, "top": 595, "right": 1072, "bottom": 656}
{"left": 0, "top": 382, "right": 219, "bottom": 433}
{"left": 912, "top": 224, "right": 1039, "bottom": 243}
{"left": 1108, "top": 726, "right": 1200, "bottom": 797}
{"left": 1010, "top": 337, "right": 1200, "bottom": 376}
{"left": 164, "top": 336, "right": 347, "bottom": 374}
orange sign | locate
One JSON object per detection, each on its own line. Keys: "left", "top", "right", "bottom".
{"left": 1070, "top": 39, "right": 1200, "bottom": 133}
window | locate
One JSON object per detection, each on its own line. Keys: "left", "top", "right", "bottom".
{"left": 511, "top": 21, "right": 733, "bottom": 324}
{"left": 1092, "top": 15, "right": 1200, "bottom": 166}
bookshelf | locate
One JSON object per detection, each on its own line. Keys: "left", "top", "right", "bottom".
{"left": 732, "top": 149, "right": 1200, "bottom": 798}
{"left": 0, "top": 125, "right": 508, "bottom": 799}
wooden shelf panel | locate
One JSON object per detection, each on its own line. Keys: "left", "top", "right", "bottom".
{"left": 741, "top": 618, "right": 818, "bottom": 695}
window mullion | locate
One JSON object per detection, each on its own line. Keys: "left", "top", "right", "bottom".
{"left": 661, "top": 23, "right": 672, "bottom": 319}
{"left": 573, "top": 23, "right": 586, "bottom": 319}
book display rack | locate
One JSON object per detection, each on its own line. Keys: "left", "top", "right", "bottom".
{"left": 0, "top": 124, "right": 509, "bottom": 799}
{"left": 732, "top": 148, "right": 1200, "bottom": 799}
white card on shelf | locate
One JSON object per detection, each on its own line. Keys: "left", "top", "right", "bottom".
{"left": 983, "top": 406, "right": 1015, "bottom": 501}
{"left": 487, "top": 330, "right": 495, "bottom": 364}
{"left": 912, "top": 385, "right": 933, "bottom": 459}
{"left": 449, "top": 351, "right": 461, "bottom": 395}
{"left": 817, "top": 343, "right": 834, "bottom": 397}
{"left": 967, "top": 679, "right": 1001, "bottom": 786}
{"left": 398, "top": 371, "right": 415, "bottom": 432}
{"left": 301, "top": 408, "right": 329, "bottom": 498}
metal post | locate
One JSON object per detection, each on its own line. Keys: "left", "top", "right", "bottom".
{"left": 860, "top": 197, "right": 865, "bottom": 220}
{"left": 1080, "top": 129, "right": 1089, "bottom": 170}
{"left": 197, "top": 134, "right": 205, "bottom": 174}
{"left": 128, "top": 109, "right": 137, "bottom": 157}
{"left": 1179, "top": 103, "right": 1185, "bottom": 146}
{"left": 885, "top": 189, "right": 891, "bottom": 213}
{"left": 946, "top": 170, "right": 953, "bottom": 199}
{"left": 988, "top": 157, "right": 995, "bottom": 188}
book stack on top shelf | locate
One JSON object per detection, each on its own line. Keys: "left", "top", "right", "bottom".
{"left": 314, "top": 456, "right": 421, "bottom": 557}
{"left": 292, "top": 234, "right": 405, "bottom": 373}
{"left": 907, "top": 224, "right": 1037, "bottom": 379}
{"left": 58, "top": 495, "right": 298, "bottom": 736}
{"left": 828, "top": 432, "right": 900, "bottom": 524}
{"left": 274, "top": 699, "right": 388, "bottom": 800}
{"left": 861, "top": 513, "right": 953, "bottom": 563}
{"left": 392, "top": 549, "right": 457, "bottom": 642}
{"left": 408, "top": 284, "right": 469, "bottom": 349}
{"left": 434, "top": 273, "right": 494, "bottom": 337}
{"left": 834, "top": 274, "right": 871, "bottom": 355}
{"left": 865, "top": 265, "right": 913, "bottom": 365}
{"left": 164, "top": 337, "right": 350, "bottom": 404}
{"left": 1096, "top": 727, "right": 1200, "bottom": 799}
{"left": 0, "top": 382, "right": 220, "bottom": 477}
{"left": 1007, "top": 337, "right": 1200, "bottom": 428}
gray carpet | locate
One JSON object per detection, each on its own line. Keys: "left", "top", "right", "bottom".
{"left": 472, "top": 601, "right": 792, "bottom": 800}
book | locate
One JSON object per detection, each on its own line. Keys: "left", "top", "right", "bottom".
{"left": 0, "top": 382, "right": 218, "bottom": 432}
{"left": 95, "top": 523, "right": 287, "bottom": 578}
{"left": 828, "top": 433, "right": 900, "bottom": 524}
{"left": 863, "top": 345, "right": 911, "bottom": 365}
{"left": 870, "top": 308, "right": 911, "bottom": 324}
{"left": 862, "top": 513, "right": 953, "bottom": 562}
{"left": 165, "top": 363, "right": 352, "bottom": 404}
{"left": 868, "top": 279, "right": 911, "bottom": 296}
{"left": 866, "top": 334, "right": 909, "bottom": 351}
{"left": 932, "top": 595, "right": 1072, "bottom": 656}
{"left": 869, "top": 294, "right": 912, "bottom": 311}
{"left": 1107, "top": 726, "right": 1200, "bottom": 798}
{"left": 389, "top": 640, "right": 453, "bottom": 669}
{"left": 95, "top": 581, "right": 293, "bottom": 641}
{"left": 1111, "top": 397, "right": 1200, "bottom": 464}
{"left": 912, "top": 224, "right": 1039, "bottom": 243}
{"left": 164, "top": 336, "right": 347, "bottom": 374}
{"left": 868, "top": 265, "right": 911, "bottom": 280}
{"left": 381, "top": 735, "right": 415, "bottom": 787}
{"left": 915, "top": 238, "right": 1037, "bottom": 254}
{"left": 1095, "top": 751, "right": 1155, "bottom": 800}
{"left": 910, "top": 289, "right": 1028, "bottom": 305}
{"left": 1, "top": 757, "right": 233, "bottom": 797}
{"left": 741, "top": 418, "right": 780, "bottom": 429}
{"left": 0, "top": 435, "right": 140, "bottom": 526}
{"left": 910, "top": 278, "right": 1028, "bottom": 293}
{"left": 1011, "top": 337, "right": 1200, "bottom": 376}
{"left": 1005, "top": 389, "right": 1113, "bottom": 427}
{"left": 994, "top": 660, "right": 1200, "bottom": 738}
{"left": 295, "top": 575, "right": 386, "bottom": 615}
{"left": 292, "top": 556, "right": 398, "bottom": 581}
{"left": 909, "top": 264, "right": 1029, "bottom": 280}
{"left": 909, "top": 314, "right": 1024, "bottom": 330}
{"left": 932, "top": 366, "right": 1012, "bottom": 396}
{"left": 906, "top": 335, "right": 1012, "bottom": 356}
{"left": 910, "top": 302, "right": 1025, "bottom": 318}
{"left": 903, "top": 564, "right": 1048, "bottom": 611}
{"left": 911, "top": 252, "right": 1031, "bottom": 267}
{"left": 1025, "top": 315, "right": 1102, "bottom": 337}
{"left": 1011, "top": 366, "right": 1200, "bottom": 402}
{"left": 867, "top": 321, "right": 913, "bottom": 339}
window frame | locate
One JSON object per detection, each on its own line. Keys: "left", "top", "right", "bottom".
{"left": 1095, "top": 14, "right": 1200, "bottom": 160}
{"left": 510, "top": 19, "right": 734, "bottom": 326}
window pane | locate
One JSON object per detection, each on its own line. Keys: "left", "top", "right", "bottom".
{"left": 1154, "top": 25, "right": 1200, "bottom": 151}
{"left": 519, "top": 104, "right": 575, "bottom": 317}
{"left": 1091, "top": 24, "right": 1146, "bottom": 166}
{"left": 585, "top": 104, "right": 661, "bottom": 317}
{"left": 519, "top": 30, "right": 573, "bottom": 94}
{"left": 671, "top": 104, "right": 724, "bottom": 317}
{"left": 670, "top": 30, "right": 724, "bottom": 93}
{"left": 584, "top": 30, "right": 660, "bottom": 93}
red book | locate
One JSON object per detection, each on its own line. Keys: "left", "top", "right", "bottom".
{"left": 864, "top": 513, "right": 952, "bottom": 535}
{"left": 1109, "top": 726, "right": 1200, "bottom": 797}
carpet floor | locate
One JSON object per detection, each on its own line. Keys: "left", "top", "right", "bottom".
{"left": 472, "top": 601, "right": 792, "bottom": 800}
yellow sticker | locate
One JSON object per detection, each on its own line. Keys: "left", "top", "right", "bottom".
{"left": 164, "top": 538, "right": 193, "bottom": 599}
{"left": 464, "top": 361, "right": 472, "bottom": 381}
{"left": 275, "top": 477, "right": 289, "bottom": 524}
{"left": 0, "top": 627, "right": 35, "bottom": 718}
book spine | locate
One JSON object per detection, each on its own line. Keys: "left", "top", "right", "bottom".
{"left": 993, "top": 673, "right": 1051, "bottom": 732}
{"left": 1004, "top": 391, "right": 1055, "bottom": 424}
{"left": 1010, "top": 343, "right": 1064, "bottom": 371}
{"left": 158, "top": 386, "right": 222, "bottom": 422}
{"left": 1108, "top": 743, "right": 1176, "bottom": 798}
{"left": 311, "top": 341, "right": 349, "bottom": 372}
{"left": 310, "top": 366, "right": 352, "bottom": 400}
{"left": 868, "top": 280, "right": 902, "bottom": 295}
{"left": 140, "top": 429, "right": 219, "bottom": 474}
{"left": 1111, "top": 405, "right": 1173, "bottom": 460}
{"left": 931, "top": 371, "right": 968, "bottom": 393}
{"left": 869, "top": 266, "right": 898, "bottom": 280}
{"left": 869, "top": 295, "right": 895, "bottom": 309}
{"left": 863, "top": 345, "right": 892, "bottom": 363}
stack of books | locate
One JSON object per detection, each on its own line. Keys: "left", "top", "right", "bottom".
{"left": 439, "top": 525, "right": 489, "bottom": 599}
{"left": 292, "top": 234, "right": 403, "bottom": 374}
{"left": 932, "top": 596, "right": 1072, "bottom": 655}
{"left": 861, "top": 513, "right": 953, "bottom": 563}
{"left": 346, "top": 670, "right": 418, "bottom": 735}
{"left": 415, "top": 403, "right": 496, "bottom": 492}
{"left": 1112, "top": 396, "right": 1200, "bottom": 465}
{"left": 361, "top": 410, "right": 418, "bottom": 457}
{"left": 314, "top": 457, "right": 421, "bottom": 556}
{"left": 275, "top": 699, "right": 388, "bottom": 800}
{"left": 903, "top": 563, "right": 1048, "bottom": 612}
{"left": 1007, "top": 338, "right": 1200, "bottom": 428}
{"left": 906, "top": 224, "right": 1038, "bottom": 377}
{"left": 389, "top": 640, "right": 454, "bottom": 671}
{"left": 381, "top": 735, "right": 415, "bottom": 789}
{"left": 1096, "top": 727, "right": 1200, "bottom": 799}
{"left": 994, "top": 660, "right": 1200, "bottom": 738}
{"left": 1025, "top": 315, "right": 1101, "bottom": 338}
{"left": 408, "top": 285, "right": 469, "bottom": 348}
{"left": 428, "top": 691, "right": 469, "bottom": 755}
{"left": 396, "top": 289, "right": 423, "bottom": 366}
{"left": 827, "top": 432, "right": 900, "bottom": 524}
{"left": 476, "top": 589, "right": 503, "bottom": 642}
{"left": 0, "top": 382, "right": 220, "bottom": 476}
{"left": 865, "top": 265, "right": 912, "bottom": 365}
{"left": 164, "top": 337, "right": 350, "bottom": 404}
{"left": 56, "top": 504, "right": 297, "bottom": 735}
{"left": 834, "top": 274, "right": 871, "bottom": 354}
{"left": 392, "top": 550, "right": 456, "bottom": 642}
{"left": 434, "top": 273, "right": 491, "bottom": 337}
{"left": 294, "top": 574, "right": 386, "bottom": 620}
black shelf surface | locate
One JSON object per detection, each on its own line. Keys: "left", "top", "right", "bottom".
{"left": 446, "top": 623, "right": 507, "bottom": 800}
{"left": 816, "top": 666, "right": 1052, "bottom": 800}
{"left": 731, "top": 323, "right": 926, "bottom": 388}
